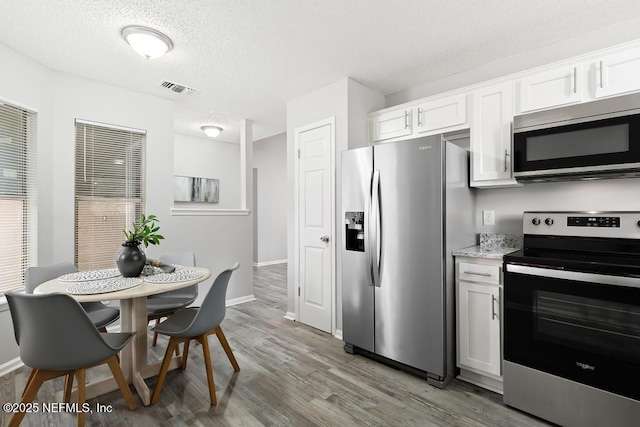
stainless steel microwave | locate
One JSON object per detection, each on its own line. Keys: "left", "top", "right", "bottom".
{"left": 513, "top": 92, "right": 640, "bottom": 182}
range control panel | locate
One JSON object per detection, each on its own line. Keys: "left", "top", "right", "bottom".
{"left": 523, "top": 211, "right": 640, "bottom": 238}
{"left": 567, "top": 216, "right": 620, "bottom": 228}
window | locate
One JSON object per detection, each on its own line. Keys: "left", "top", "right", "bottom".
{"left": 0, "top": 101, "right": 37, "bottom": 294}
{"left": 74, "top": 120, "right": 146, "bottom": 270}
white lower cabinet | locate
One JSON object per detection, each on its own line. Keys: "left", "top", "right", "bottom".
{"left": 456, "top": 257, "right": 503, "bottom": 393}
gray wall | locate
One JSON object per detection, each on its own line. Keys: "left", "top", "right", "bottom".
{"left": 253, "top": 133, "right": 287, "bottom": 264}
{"left": 0, "top": 42, "right": 254, "bottom": 367}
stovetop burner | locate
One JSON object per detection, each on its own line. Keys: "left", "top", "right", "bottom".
{"left": 506, "top": 211, "right": 640, "bottom": 276}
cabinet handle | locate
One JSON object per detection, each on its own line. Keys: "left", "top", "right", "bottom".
{"left": 404, "top": 111, "right": 409, "bottom": 129}
{"left": 491, "top": 295, "right": 498, "bottom": 320}
{"left": 599, "top": 61, "right": 604, "bottom": 88}
{"left": 463, "top": 271, "right": 492, "bottom": 277}
{"left": 417, "top": 108, "right": 422, "bottom": 127}
{"left": 573, "top": 67, "right": 577, "bottom": 94}
{"left": 504, "top": 149, "right": 509, "bottom": 172}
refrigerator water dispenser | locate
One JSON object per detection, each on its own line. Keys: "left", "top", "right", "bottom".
{"left": 345, "top": 211, "right": 364, "bottom": 252}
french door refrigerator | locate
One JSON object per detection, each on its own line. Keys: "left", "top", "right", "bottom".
{"left": 341, "top": 135, "right": 475, "bottom": 387}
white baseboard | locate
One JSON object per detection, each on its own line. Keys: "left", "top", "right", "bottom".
{"left": 333, "top": 329, "right": 343, "bottom": 340}
{"left": 0, "top": 357, "right": 24, "bottom": 377}
{"left": 284, "top": 311, "right": 296, "bottom": 321}
{"left": 226, "top": 295, "right": 256, "bottom": 307}
{"left": 253, "top": 259, "right": 288, "bottom": 267}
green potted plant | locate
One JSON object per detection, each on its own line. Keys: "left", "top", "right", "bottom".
{"left": 117, "top": 214, "right": 165, "bottom": 277}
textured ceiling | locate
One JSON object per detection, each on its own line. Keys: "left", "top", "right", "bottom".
{"left": 2, "top": 1, "right": 640, "bottom": 143}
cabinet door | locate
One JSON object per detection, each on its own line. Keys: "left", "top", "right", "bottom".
{"left": 517, "top": 65, "right": 583, "bottom": 113}
{"left": 416, "top": 94, "right": 467, "bottom": 134}
{"left": 369, "top": 108, "right": 412, "bottom": 142}
{"left": 471, "top": 83, "right": 517, "bottom": 185}
{"left": 458, "top": 281, "right": 501, "bottom": 376}
{"left": 595, "top": 47, "right": 640, "bottom": 98}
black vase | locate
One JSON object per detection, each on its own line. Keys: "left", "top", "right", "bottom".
{"left": 116, "top": 242, "right": 146, "bottom": 277}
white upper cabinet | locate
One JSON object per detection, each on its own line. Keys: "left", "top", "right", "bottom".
{"left": 471, "top": 82, "right": 519, "bottom": 187}
{"left": 517, "top": 46, "right": 640, "bottom": 113}
{"left": 369, "top": 107, "right": 412, "bottom": 143}
{"left": 415, "top": 94, "right": 467, "bottom": 134}
{"left": 369, "top": 94, "right": 468, "bottom": 143}
{"left": 517, "top": 65, "right": 585, "bottom": 113}
{"left": 594, "top": 47, "right": 640, "bottom": 99}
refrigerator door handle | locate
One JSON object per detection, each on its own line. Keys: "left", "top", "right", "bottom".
{"left": 370, "top": 170, "right": 382, "bottom": 287}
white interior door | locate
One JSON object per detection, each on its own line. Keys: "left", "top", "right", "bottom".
{"left": 297, "top": 121, "right": 333, "bottom": 333}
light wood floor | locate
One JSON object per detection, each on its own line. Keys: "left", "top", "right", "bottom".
{"left": 0, "top": 264, "right": 552, "bottom": 426}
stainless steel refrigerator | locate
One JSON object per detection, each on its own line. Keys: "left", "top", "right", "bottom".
{"left": 341, "top": 135, "right": 475, "bottom": 387}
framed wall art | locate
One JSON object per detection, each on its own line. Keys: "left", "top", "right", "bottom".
{"left": 174, "top": 176, "right": 219, "bottom": 203}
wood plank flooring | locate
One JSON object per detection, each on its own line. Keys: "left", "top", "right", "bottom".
{"left": 0, "top": 264, "right": 552, "bottom": 426}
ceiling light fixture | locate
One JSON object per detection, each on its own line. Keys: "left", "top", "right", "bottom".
{"left": 121, "top": 25, "right": 173, "bottom": 59}
{"left": 201, "top": 125, "right": 223, "bottom": 138}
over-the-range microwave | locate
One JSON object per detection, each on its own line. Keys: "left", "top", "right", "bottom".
{"left": 512, "top": 92, "right": 640, "bottom": 182}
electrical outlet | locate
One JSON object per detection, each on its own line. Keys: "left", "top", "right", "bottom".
{"left": 483, "top": 210, "right": 495, "bottom": 226}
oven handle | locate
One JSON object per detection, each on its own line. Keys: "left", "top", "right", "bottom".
{"left": 506, "top": 263, "right": 640, "bottom": 289}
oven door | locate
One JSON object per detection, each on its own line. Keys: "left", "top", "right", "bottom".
{"left": 504, "top": 263, "right": 640, "bottom": 401}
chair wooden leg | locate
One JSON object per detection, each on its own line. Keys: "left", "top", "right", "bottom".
{"left": 9, "top": 369, "right": 51, "bottom": 427}
{"left": 151, "top": 337, "right": 181, "bottom": 405}
{"left": 152, "top": 318, "right": 161, "bottom": 346}
{"left": 215, "top": 326, "right": 240, "bottom": 372}
{"left": 98, "top": 326, "right": 108, "bottom": 333}
{"left": 181, "top": 339, "right": 191, "bottom": 371}
{"left": 75, "top": 368, "right": 86, "bottom": 427}
{"left": 198, "top": 335, "right": 217, "bottom": 405}
{"left": 21, "top": 368, "right": 36, "bottom": 397}
{"left": 63, "top": 373, "right": 74, "bottom": 403}
{"left": 106, "top": 355, "right": 136, "bottom": 411}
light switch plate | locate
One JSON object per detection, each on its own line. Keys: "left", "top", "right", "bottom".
{"left": 483, "top": 210, "right": 495, "bottom": 226}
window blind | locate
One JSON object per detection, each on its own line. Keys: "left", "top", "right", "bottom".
{"left": 74, "top": 120, "right": 146, "bottom": 270}
{"left": 0, "top": 102, "right": 37, "bottom": 294}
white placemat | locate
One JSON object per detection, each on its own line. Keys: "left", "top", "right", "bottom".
{"left": 144, "top": 269, "right": 205, "bottom": 283}
{"left": 66, "top": 277, "right": 142, "bottom": 295}
{"left": 58, "top": 268, "right": 121, "bottom": 282}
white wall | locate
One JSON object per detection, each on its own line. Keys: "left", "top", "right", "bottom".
{"left": 173, "top": 133, "right": 241, "bottom": 209}
{"left": 0, "top": 43, "right": 52, "bottom": 367}
{"left": 0, "top": 42, "right": 254, "bottom": 367}
{"left": 253, "top": 133, "right": 287, "bottom": 264}
{"left": 385, "top": 24, "right": 640, "bottom": 236}
{"left": 387, "top": 16, "right": 640, "bottom": 107}
{"left": 475, "top": 179, "right": 640, "bottom": 234}
{"left": 286, "top": 77, "right": 384, "bottom": 332}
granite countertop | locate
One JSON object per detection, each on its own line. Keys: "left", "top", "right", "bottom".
{"left": 452, "top": 233, "right": 522, "bottom": 260}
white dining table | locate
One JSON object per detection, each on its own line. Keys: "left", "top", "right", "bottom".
{"left": 34, "top": 266, "right": 211, "bottom": 406}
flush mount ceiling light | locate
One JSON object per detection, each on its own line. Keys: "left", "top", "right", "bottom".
{"left": 201, "top": 125, "right": 223, "bottom": 138}
{"left": 121, "top": 25, "right": 173, "bottom": 59}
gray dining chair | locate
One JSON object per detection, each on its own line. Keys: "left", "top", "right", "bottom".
{"left": 5, "top": 291, "right": 136, "bottom": 427}
{"left": 151, "top": 262, "right": 240, "bottom": 406}
{"left": 147, "top": 251, "right": 198, "bottom": 346}
{"left": 25, "top": 262, "right": 120, "bottom": 332}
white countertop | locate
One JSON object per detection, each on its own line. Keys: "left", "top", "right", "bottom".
{"left": 452, "top": 245, "right": 520, "bottom": 260}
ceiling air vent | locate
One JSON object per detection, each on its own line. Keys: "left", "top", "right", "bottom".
{"left": 160, "top": 80, "right": 199, "bottom": 94}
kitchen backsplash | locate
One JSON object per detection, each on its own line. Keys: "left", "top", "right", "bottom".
{"left": 479, "top": 233, "right": 523, "bottom": 250}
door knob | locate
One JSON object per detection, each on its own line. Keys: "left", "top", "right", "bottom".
{"left": 320, "top": 235, "right": 330, "bottom": 243}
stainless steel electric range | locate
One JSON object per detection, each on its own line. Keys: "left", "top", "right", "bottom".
{"left": 503, "top": 211, "right": 640, "bottom": 427}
